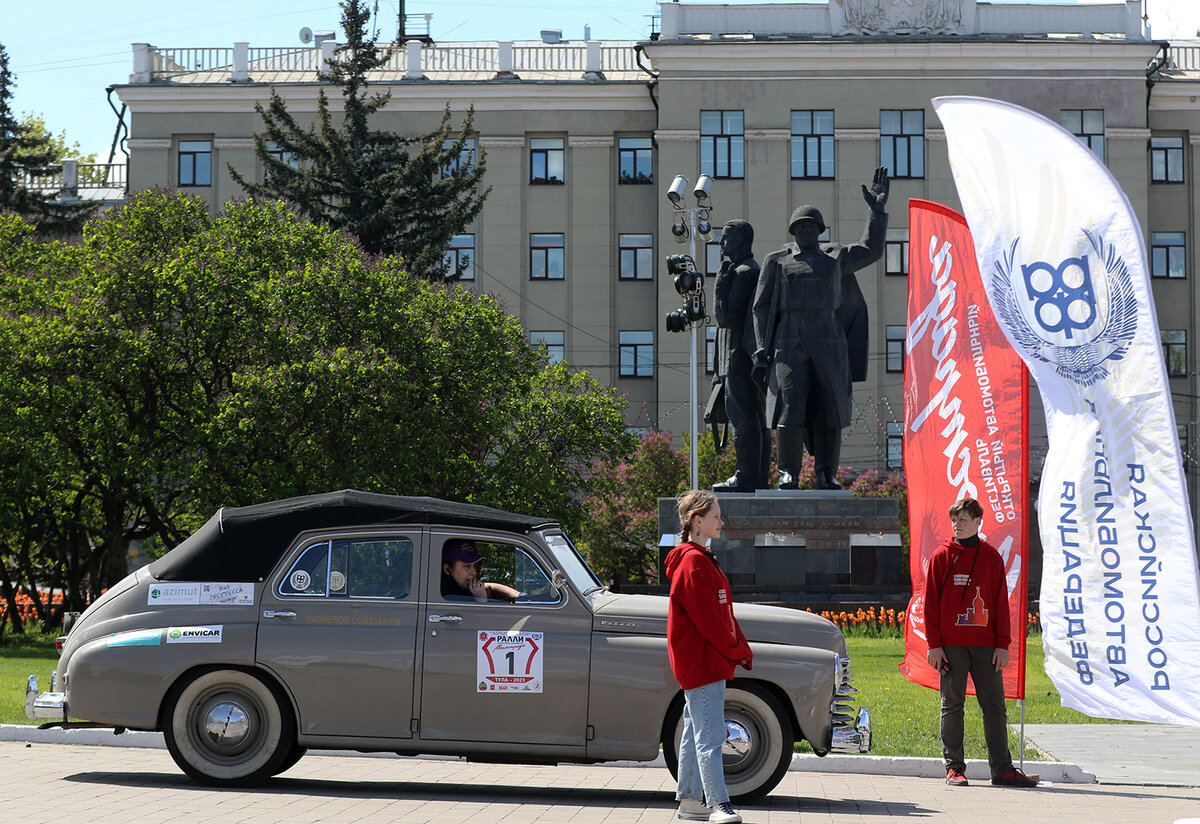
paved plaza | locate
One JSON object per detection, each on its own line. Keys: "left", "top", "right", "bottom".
{"left": 5, "top": 740, "right": 1199, "bottom": 824}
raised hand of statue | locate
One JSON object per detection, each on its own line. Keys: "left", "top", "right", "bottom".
{"left": 861, "top": 166, "right": 890, "bottom": 213}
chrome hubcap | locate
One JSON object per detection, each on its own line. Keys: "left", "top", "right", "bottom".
{"left": 203, "top": 700, "right": 251, "bottom": 749}
{"left": 722, "top": 719, "right": 752, "bottom": 765}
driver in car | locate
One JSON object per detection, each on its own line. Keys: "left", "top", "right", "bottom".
{"left": 441, "top": 539, "right": 520, "bottom": 602}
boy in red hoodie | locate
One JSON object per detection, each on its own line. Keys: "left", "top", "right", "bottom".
{"left": 665, "top": 490, "right": 753, "bottom": 824}
{"left": 925, "top": 497, "right": 1037, "bottom": 788}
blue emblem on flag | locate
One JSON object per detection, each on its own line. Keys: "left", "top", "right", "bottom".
{"left": 1020, "top": 257, "right": 1096, "bottom": 339}
{"left": 991, "top": 230, "right": 1137, "bottom": 387}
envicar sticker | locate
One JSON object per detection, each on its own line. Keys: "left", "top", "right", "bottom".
{"left": 166, "top": 625, "right": 223, "bottom": 644}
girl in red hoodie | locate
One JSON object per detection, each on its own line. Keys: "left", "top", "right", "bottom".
{"left": 665, "top": 490, "right": 753, "bottom": 824}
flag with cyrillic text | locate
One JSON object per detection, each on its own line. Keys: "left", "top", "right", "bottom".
{"left": 899, "top": 199, "right": 1030, "bottom": 699}
{"left": 934, "top": 95, "right": 1200, "bottom": 724}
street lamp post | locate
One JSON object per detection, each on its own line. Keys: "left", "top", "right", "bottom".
{"left": 664, "top": 174, "right": 714, "bottom": 491}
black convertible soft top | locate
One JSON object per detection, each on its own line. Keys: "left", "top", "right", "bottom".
{"left": 148, "top": 490, "right": 556, "bottom": 583}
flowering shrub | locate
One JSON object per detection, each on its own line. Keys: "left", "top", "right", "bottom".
{"left": 810, "top": 605, "right": 1041, "bottom": 638}
{"left": 5, "top": 590, "right": 64, "bottom": 626}
{"left": 810, "top": 606, "right": 906, "bottom": 637}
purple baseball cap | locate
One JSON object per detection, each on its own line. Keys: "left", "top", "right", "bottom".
{"left": 442, "top": 539, "right": 484, "bottom": 565}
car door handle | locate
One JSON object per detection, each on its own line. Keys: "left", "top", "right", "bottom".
{"left": 262, "top": 610, "right": 297, "bottom": 619}
{"left": 427, "top": 614, "right": 462, "bottom": 623}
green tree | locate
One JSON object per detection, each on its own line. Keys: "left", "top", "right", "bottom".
{"left": 578, "top": 431, "right": 689, "bottom": 587}
{"left": 228, "top": 0, "right": 488, "bottom": 278}
{"left": 0, "top": 190, "right": 628, "bottom": 632}
{"left": 0, "top": 43, "right": 96, "bottom": 235}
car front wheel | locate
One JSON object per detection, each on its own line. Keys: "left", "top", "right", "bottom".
{"left": 164, "top": 668, "right": 294, "bottom": 786}
{"left": 663, "top": 682, "right": 794, "bottom": 803}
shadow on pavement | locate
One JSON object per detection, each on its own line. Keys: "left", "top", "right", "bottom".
{"left": 60, "top": 771, "right": 936, "bottom": 815}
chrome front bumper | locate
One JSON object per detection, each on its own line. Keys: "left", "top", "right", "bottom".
{"left": 829, "top": 655, "right": 872, "bottom": 754}
{"left": 831, "top": 706, "right": 872, "bottom": 753}
{"left": 25, "top": 675, "right": 67, "bottom": 721}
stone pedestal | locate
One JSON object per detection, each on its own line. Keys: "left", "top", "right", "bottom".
{"left": 657, "top": 490, "right": 905, "bottom": 605}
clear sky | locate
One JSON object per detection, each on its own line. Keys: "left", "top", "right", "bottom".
{"left": 4, "top": 0, "right": 1198, "bottom": 161}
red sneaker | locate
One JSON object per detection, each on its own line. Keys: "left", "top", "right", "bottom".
{"left": 946, "top": 768, "right": 969, "bottom": 786}
{"left": 992, "top": 768, "right": 1039, "bottom": 787}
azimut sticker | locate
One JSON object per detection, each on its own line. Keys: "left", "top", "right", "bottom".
{"left": 149, "top": 583, "right": 255, "bottom": 606}
{"left": 148, "top": 583, "right": 201, "bottom": 605}
{"left": 476, "top": 630, "right": 543, "bottom": 693}
{"left": 165, "top": 625, "right": 223, "bottom": 644}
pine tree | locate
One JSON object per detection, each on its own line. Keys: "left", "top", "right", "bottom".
{"left": 229, "top": 0, "right": 489, "bottom": 279}
{"left": 0, "top": 43, "right": 96, "bottom": 235}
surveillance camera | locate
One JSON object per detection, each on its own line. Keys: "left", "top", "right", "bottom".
{"left": 693, "top": 174, "right": 713, "bottom": 202}
{"left": 672, "top": 222, "right": 690, "bottom": 243}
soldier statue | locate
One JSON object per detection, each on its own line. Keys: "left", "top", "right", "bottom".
{"left": 752, "top": 167, "right": 889, "bottom": 490}
{"left": 711, "top": 220, "right": 771, "bottom": 493}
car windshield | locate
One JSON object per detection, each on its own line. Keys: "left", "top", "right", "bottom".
{"left": 542, "top": 532, "right": 606, "bottom": 594}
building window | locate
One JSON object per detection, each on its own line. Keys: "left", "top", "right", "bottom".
{"left": 618, "top": 137, "right": 653, "bottom": 184}
{"left": 791, "top": 110, "right": 834, "bottom": 179}
{"left": 885, "top": 236, "right": 908, "bottom": 277}
{"left": 530, "top": 138, "right": 564, "bottom": 184}
{"left": 263, "top": 140, "right": 298, "bottom": 182}
{"left": 442, "top": 136, "right": 476, "bottom": 177}
{"left": 1151, "top": 136, "right": 1184, "bottom": 183}
{"left": 530, "top": 331, "right": 565, "bottom": 364}
{"left": 700, "top": 111, "right": 744, "bottom": 179}
{"left": 1163, "top": 330, "right": 1187, "bottom": 377}
{"left": 1062, "top": 109, "right": 1104, "bottom": 163}
{"left": 530, "top": 233, "right": 565, "bottom": 279}
{"left": 619, "top": 234, "right": 654, "bottom": 280}
{"left": 886, "top": 421, "right": 903, "bottom": 470}
{"left": 705, "top": 228, "right": 724, "bottom": 276}
{"left": 706, "top": 326, "right": 716, "bottom": 375}
{"left": 178, "top": 139, "right": 212, "bottom": 187}
{"left": 1151, "top": 232, "right": 1186, "bottom": 279}
{"left": 880, "top": 110, "right": 924, "bottom": 179}
{"left": 444, "top": 234, "right": 475, "bottom": 281}
{"left": 619, "top": 331, "right": 654, "bottom": 377}
{"left": 886, "top": 325, "right": 906, "bottom": 373}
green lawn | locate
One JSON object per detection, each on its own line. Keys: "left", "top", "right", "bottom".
{"left": 835, "top": 634, "right": 1131, "bottom": 760}
{"left": 2, "top": 631, "right": 1124, "bottom": 758}
{"left": 1, "top": 636, "right": 60, "bottom": 726}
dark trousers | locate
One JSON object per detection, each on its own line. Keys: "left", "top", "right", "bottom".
{"left": 940, "top": 645, "right": 1014, "bottom": 778}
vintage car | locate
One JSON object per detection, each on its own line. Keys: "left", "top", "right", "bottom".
{"left": 27, "top": 490, "right": 870, "bottom": 799}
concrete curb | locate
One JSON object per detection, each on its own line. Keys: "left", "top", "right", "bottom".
{"left": 0, "top": 725, "right": 1095, "bottom": 783}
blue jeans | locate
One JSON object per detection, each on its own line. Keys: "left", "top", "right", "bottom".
{"left": 676, "top": 679, "right": 729, "bottom": 806}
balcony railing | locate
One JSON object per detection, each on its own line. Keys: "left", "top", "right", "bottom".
{"left": 18, "top": 162, "right": 127, "bottom": 195}
{"left": 1166, "top": 45, "right": 1200, "bottom": 70}
{"left": 133, "top": 40, "right": 641, "bottom": 82}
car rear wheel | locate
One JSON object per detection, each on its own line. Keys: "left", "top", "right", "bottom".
{"left": 663, "top": 683, "right": 794, "bottom": 803}
{"left": 164, "top": 669, "right": 294, "bottom": 786}
{"left": 273, "top": 742, "right": 308, "bottom": 776}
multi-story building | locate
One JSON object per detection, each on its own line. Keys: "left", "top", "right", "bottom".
{"left": 110, "top": 0, "right": 1200, "bottom": 531}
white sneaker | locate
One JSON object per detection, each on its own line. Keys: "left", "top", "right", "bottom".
{"left": 677, "top": 798, "right": 709, "bottom": 821}
{"left": 708, "top": 802, "right": 743, "bottom": 824}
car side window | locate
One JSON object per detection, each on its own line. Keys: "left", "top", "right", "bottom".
{"left": 281, "top": 536, "right": 413, "bottom": 599}
{"left": 281, "top": 540, "right": 331, "bottom": 596}
{"left": 476, "top": 542, "right": 562, "bottom": 605}
{"left": 347, "top": 538, "right": 412, "bottom": 599}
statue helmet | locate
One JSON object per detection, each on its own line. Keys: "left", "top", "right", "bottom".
{"left": 788, "top": 205, "right": 826, "bottom": 234}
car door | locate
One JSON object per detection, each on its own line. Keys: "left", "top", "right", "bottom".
{"left": 257, "top": 530, "right": 421, "bottom": 740}
{"left": 417, "top": 532, "right": 591, "bottom": 747}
